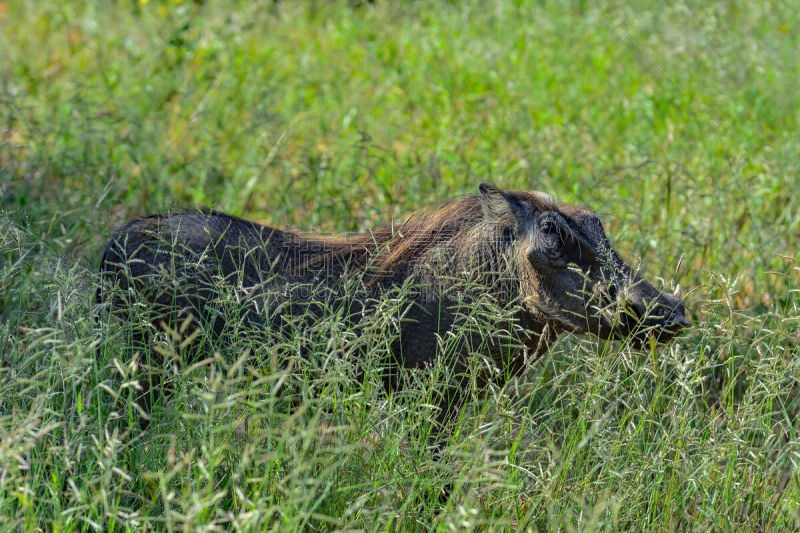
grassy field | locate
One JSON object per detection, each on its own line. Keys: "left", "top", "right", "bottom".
{"left": 1, "top": 0, "right": 799, "bottom": 530}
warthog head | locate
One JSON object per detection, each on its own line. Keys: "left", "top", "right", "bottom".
{"left": 479, "top": 183, "right": 689, "bottom": 346}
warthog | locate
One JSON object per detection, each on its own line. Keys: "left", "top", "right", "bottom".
{"left": 98, "top": 183, "right": 689, "bottom": 429}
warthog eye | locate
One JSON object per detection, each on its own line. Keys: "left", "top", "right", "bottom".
{"left": 541, "top": 219, "right": 559, "bottom": 236}
{"left": 539, "top": 219, "right": 563, "bottom": 245}
{"left": 540, "top": 216, "right": 575, "bottom": 248}
{"left": 529, "top": 213, "right": 592, "bottom": 269}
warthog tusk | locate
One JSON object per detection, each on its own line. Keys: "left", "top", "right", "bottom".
{"left": 673, "top": 284, "right": 682, "bottom": 298}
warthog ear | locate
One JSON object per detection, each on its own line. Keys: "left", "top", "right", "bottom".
{"left": 479, "top": 182, "right": 522, "bottom": 227}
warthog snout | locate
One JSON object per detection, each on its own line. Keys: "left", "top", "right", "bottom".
{"left": 619, "top": 281, "right": 690, "bottom": 341}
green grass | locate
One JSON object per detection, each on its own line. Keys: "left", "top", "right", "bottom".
{"left": 1, "top": 0, "right": 799, "bottom": 530}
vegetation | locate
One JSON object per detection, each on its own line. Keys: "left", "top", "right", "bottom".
{"left": 1, "top": 0, "right": 798, "bottom": 530}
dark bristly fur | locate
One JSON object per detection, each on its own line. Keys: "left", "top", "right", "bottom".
{"left": 97, "top": 183, "right": 689, "bottom": 433}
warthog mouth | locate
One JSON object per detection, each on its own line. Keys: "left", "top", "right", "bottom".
{"left": 526, "top": 285, "right": 690, "bottom": 347}
{"left": 625, "top": 315, "right": 691, "bottom": 348}
{"left": 596, "top": 307, "right": 689, "bottom": 347}
{"left": 608, "top": 287, "right": 690, "bottom": 347}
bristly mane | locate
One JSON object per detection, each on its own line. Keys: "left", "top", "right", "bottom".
{"left": 294, "top": 194, "right": 483, "bottom": 272}
{"left": 377, "top": 195, "right": 485, "bottom": 268}
{"left": 298, "top": 189, "right": 557, "bottom": 278}
{"left": 372, "top": 189, "right": 559, "bottom": 270}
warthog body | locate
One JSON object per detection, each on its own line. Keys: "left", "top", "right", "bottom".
{"left": 98, "top": 183, "right": 689, "bottom": 427}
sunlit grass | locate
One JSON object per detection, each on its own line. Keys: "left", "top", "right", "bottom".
{"left": 1, "top": 0, "right": 799, "bottom": 530}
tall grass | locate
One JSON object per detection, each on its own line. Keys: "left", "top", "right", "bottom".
{"left": 1, "top": 0, "right": 798, "bottom": 530}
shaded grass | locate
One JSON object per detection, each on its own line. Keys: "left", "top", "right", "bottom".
{"left": 1, "top": 0, "right": 799, "bottom": 530}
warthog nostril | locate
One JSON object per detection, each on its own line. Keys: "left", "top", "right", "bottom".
{"left": 665, "top": 313, "right": 690, "bottom": 330}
